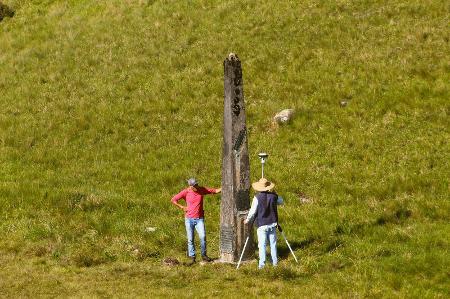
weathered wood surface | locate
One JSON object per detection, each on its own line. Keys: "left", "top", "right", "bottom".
{"left": 220, "top": 53, "right": 254, "bottom": 263}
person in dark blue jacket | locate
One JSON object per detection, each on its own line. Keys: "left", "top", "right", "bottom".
{"left": 244, "top": 177, "right": 283, "bottom": 269}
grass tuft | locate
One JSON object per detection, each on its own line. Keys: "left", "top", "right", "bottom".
{"left": 0, "top": 0, "right": 448, "bottom": 297}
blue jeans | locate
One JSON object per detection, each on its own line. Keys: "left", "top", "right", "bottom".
{"left": 185, "top": 218, "right": 206, "bottom": 257}
{"left": 257, "top": 225, "right": 278, "bottom": 269}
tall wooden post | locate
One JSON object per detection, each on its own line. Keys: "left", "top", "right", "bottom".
{"left": 220, "top": 53, "right": 254, "bottom": 263}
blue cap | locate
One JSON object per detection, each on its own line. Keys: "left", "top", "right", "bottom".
{"left": 187, "top": 178, "right": 198, "bottom": 186}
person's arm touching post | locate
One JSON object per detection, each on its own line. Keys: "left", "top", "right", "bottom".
{"left": 204, "top": 186, "right": 221, "bottom": 194}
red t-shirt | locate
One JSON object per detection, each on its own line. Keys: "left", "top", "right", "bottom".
{"left": 171, "top": 187, "right": 217, "bottom": 218}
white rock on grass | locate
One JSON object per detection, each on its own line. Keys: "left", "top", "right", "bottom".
{"left": 145, "top": 227, "right": 157, "bottom": 233}
{"left": 274, "top": 109, "right": 295, "bottom": 124}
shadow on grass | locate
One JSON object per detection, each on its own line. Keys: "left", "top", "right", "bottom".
{"left": 0, "top": 2, "right": 14, "bottom": 22}
{"left": 277, "top": 207, "right": 413, "bottom": 260}
{"left": 278, "top": 237, "right": 316, "bottom": 260}
{"left": 332, "top": 207, "right": 413, "bottom": 237}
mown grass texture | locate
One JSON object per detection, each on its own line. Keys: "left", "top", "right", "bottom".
{"left": 0, "top": 0, "right": 449, "bottom": 297}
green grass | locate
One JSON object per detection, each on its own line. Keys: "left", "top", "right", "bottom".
{"left": 0, "top": 0, "right": 449, "bottom": 297}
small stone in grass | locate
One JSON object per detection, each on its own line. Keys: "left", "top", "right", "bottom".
{"left": 162, "top": 257, "right": 180, "bottom": 266}
{"left": 298, "top": 192, "right": 312, "bottom": 204}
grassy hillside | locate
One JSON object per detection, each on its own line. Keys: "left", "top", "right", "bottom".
{"left": 0, "top": 0, "right": 449, "bottom": 297}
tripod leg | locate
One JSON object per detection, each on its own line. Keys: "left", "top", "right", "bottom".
{"left": 236, "top": 236, "right": 250, "bottom": 269}
{"left": 281, "top": 231, "right": 298, "bottom": 263}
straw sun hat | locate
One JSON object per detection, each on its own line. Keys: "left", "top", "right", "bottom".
{"left": 251, "top": 178, "right": 275, "bottom": 192}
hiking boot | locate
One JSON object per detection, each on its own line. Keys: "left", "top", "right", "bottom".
{"left": 185, "top": 256, "right": 196, "bottom": 266}
{"left": 201, "top": 255, "right": 213, "bottom": 262}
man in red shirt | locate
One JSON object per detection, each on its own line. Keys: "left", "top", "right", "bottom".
{"left": 171, "top": 178, "right": 221, "bottom": 265}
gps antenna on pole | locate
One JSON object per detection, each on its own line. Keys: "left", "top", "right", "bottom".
{"left": 258, "top": 152, "right": 268, "bottom": 178}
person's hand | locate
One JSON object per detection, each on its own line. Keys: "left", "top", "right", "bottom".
{"left": 244, "top": 219, "right": 249, "bottom": 224}
{"left": 216, "top": 187, "right": 222, "bottom": 193}
{"left": 182, "top": 206, "right": 188, "bottom": 212}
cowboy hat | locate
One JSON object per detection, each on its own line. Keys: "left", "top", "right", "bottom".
{"left": 251, "top": 178, "right": 275, "bottom": 192}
